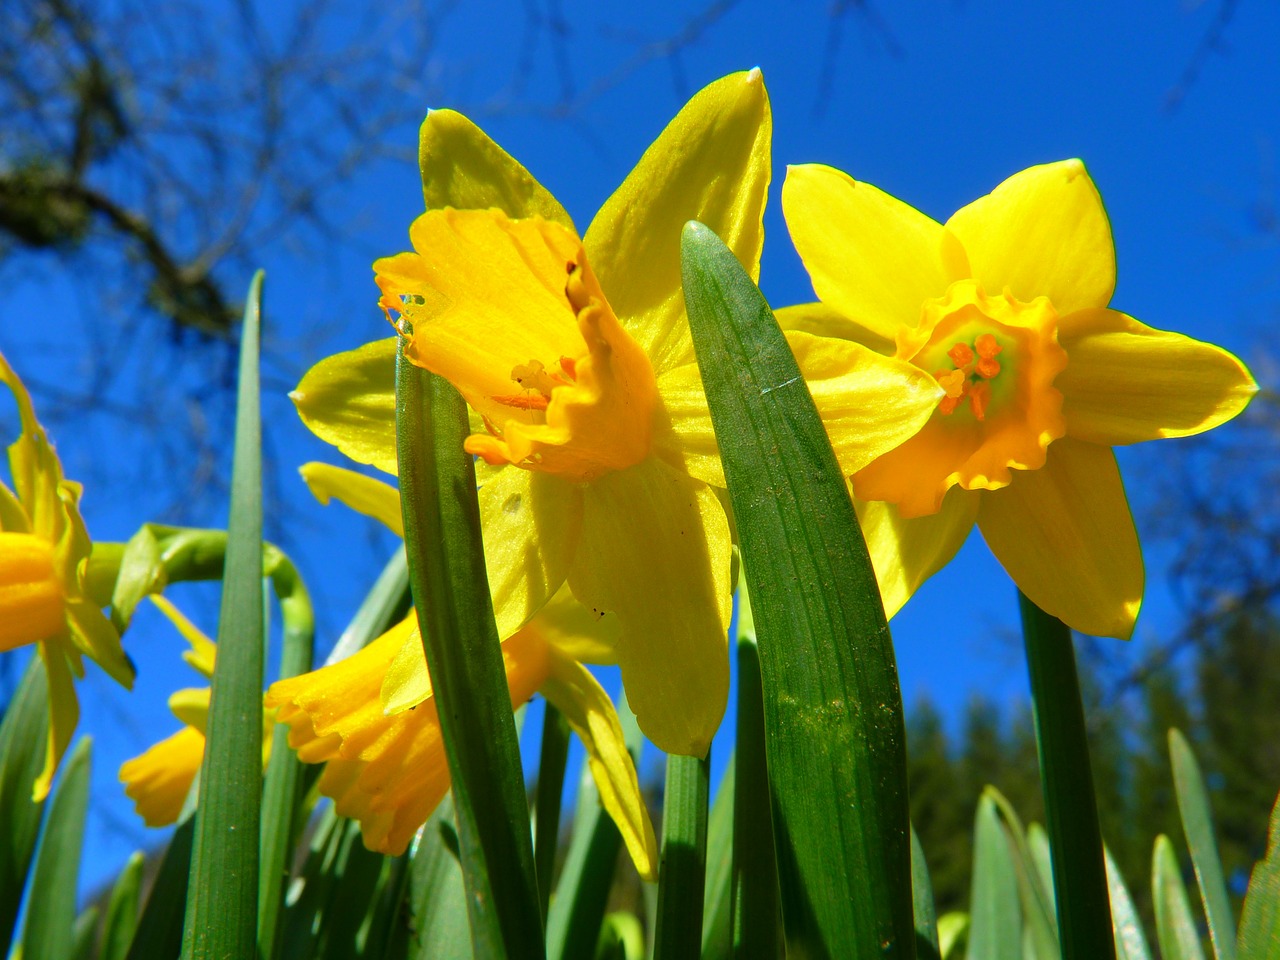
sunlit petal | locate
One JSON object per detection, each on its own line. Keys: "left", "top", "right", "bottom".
{"left": 291, "top": 338, "right": 398, "bottom": 475}
{"left": 300, "top": 462, "right": 404, "bottom": 538}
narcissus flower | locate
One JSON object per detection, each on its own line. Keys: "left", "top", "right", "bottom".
{"left": 266, "top": 463, "right": 657, "bottom": 876}
{"left": 782, "top": 160, "right": 1257, "bottom": 638}
{"left": 0, "top": 351, "right": 134, "bottom": 799}
{"left": 294, "top": 71, "right": 939, "bottom": 756}
{"left": 119, "top": 596, "right": 272, "bottom": 826}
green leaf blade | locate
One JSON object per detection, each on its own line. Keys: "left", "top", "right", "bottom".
{"left": 394, "top": 345, "right": 542, "bottom": 959}
{"left": 1238, "top": 789, "right": 1280, "bottom": 960}
{"left": 967, "top": 793, "right": 1021, "bottom": 960}
{"left": 20, "top": 736, "right": 91, "bottom": 960}
{"left": 654, "top": 752, "right": 709, "bottom": 960}
{"left": 181, "top": 269, "right": 266, "bottom": 960}
{"left": 1153, "top": 834, "right": 1208, "bottom": 960}
{"left": 1169, "top": 729, "right": 1237, "bottom": 960}
{"left": 680, "top": 221, "right": 914, "bottom": 958}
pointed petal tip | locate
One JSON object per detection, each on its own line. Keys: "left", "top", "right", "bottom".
{"left": 745, "top": 66, "right": 763, "bottom": 84}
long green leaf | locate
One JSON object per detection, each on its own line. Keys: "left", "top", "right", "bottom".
{"left": 1104, "top": 844, "right": 1152, "bottom": 960}
{"left": 70, "top": 906, "right": 99, "bottom": 960}
{"left": 100, "top": 851, "right": 144, "bottom": 960}
{"left": 1019, "top": 593, "right": 1115, "bottom": 960}
{"left": 547, "top": 694, "right": 644, "bottom": 960}
{"left": 1169, "top": 729, "right": 1236, "bottom": 960}
{"left": 0, "top": 657, "right": 50, "bottom": 954}
{"left": 911, "top": 827, "right": 940, "bottom": 960}
{"left": 731, "top": 619, "right": 781, "bottom": 960}
{"left": 181, "top": 269, "right": 266, "bottom": 960}
{"left": 985, "top": 787, "right": 1059, "bottom": 960}
{"left": 967, "top": 793, "right": 1020, "bottom": 960}
{"left": 20, "top": 736, "right": 91, "bottom": 960}
{"left": 681, "top": 221, "right": 914, "bottom": 958}
{"left": 259, "top": 556, "right": 316, "bottom": 960}
{"left": 125, "top": 814, "right": 195, "bottom": 960}
{"left": 701, "top": 754, "right": 734, "bottom": 960}
{"left": 654, "top": 752, "right": 709, "bottom": 960}
{"left": 410, "top": 795, "right": 473, "bottom": 960}
{"left": 534, "top": 704, "right": 571, "bottom": 925}
{"left": 394, "top": 344, "right": 541, "bottom": 959}
{"left": 1238, "top": 789, "right": 1280, "bottom": 960}
{"left": 1152, "top": 834, "right": 1207, "bottom": 960}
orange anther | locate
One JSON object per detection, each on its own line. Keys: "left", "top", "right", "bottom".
{"left": 967, "top": 381, "right": 991, "bottom": 421}
{"left": 936, "top": 369, "right": 966, "bottom": 399}
{"left": 492, "top": 393, "right": 550, "bottom": 411}
{"left": 947, "top": 342, "right": 974, "bottom": 367}
{"left": 975, "top": 356, "right": 1001, "bottom": 379}
{"left": 558, "top": 356, "right": 578, "bottom": 380}
{"left": 938, "top": 394, "right": 963, "bottom": 416}
{"left": 975, "top": 333, "right": 1002, "bottom": 358}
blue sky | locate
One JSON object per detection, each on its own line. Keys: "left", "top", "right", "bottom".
{"left": 3, "top": 0, "right": 1278, "bottom": 897}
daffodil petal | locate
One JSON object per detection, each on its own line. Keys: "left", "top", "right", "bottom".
{"left": 65, "top": 598, "right": 133, "bottom": 687}
{"left": 479, "top": 465, "right": 580, "bottom": 639}
{"left": 855, "top": 489, "right": 978, "bottom": 619}
{"left": 1057, "top": 308, "right": 1257, "bottom": 445}
{"left": 291, "top": 338, "right": 398, "bottom": 475}
{"left": 977, "top": 438, "right": 1142, "bottom": 639}
{"left": 380, "top": 624, "right": 430, "bottom": 715}
{"left": 300, "top": 462, "right": 404, "bottom": 538}
{"left": 149, "top": 595, "right": 216, "bottom": 677}
{"left": 34, "top": 640, "right": 78, "bottom": 802}
{"left": 385, "top": 210, "right": 587, "bottom": 427}
{"left": 419, "top": 109, "right": 574, "bottom": 227}
{"left": 652, "top": 363, "right": 725, "bottom": 488}
{"left": 0, "top": 479, "right": 28, "bottom": 532}
{"left": 945, "top": 160, "right": 1115, "bottom": 315}
{"left": 567, "top": 458, "right": 731, "bottom": 757}
{"left": 782, "top": 164, "right": 967, "bottom": 340}
{"left": 584, "top": 70, "right": 771, "bottom": 377}
{"left": 531, "top": 582, "right": 620, "bottom": 666}
{"left": 541, "top": 651, "right": 658, "bottom": 880}
{"left": 168, "top": 687, "right": 212, "bottom": 733}
{"left": 789, "top": 330, "right": 943, "bottom": 476}
{"left": 775, "top": 301, "right": 895, "bottom": 356}
{"left": 119, "top": 725, "right": 205, "bottom": 828}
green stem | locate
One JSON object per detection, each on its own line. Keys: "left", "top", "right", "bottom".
{"left": 1018, "top": 591, "right": 1115, "bottom": 960}
{"left": 654, "top": 751, "right": 710, "bottom": 960}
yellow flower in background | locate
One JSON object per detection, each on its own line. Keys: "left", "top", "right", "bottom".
{"left": 295, "top": 70, "right": 939, "bottom": 756}
{"left": 782, "top": 160, "right": 1258, "bottom": 638}
{"left": 266, "top": 463, "right": 657, "bottom": 877}
{"left": 0, "top": 351, "right": 134, "bottom": 800}
{"left": 119, "top": 596, "right": 272, "bottom": 826}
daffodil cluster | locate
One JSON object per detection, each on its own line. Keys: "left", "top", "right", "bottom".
{"left": 125, "top": 69, "right": 1254, "bottom": 867}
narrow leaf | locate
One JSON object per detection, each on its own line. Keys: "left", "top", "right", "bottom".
{"left": 100, "top": 851, "right": 145, "bottom": 960}
{"left": 731, "top": 622, "right": 782, "bottom": 960}
{"left": 653, "top": 752, "right": 709, "bottom": 960}
{"left": 20, "top": 736, "right": 91, "bottom": 960}
{"left": 985, "top": 786, "right": 1060, "bottom": 959}
{"left": 1019, "top": 592, "right": 1116, "bottom": 960}
{"left": 181, "top": 269, "right": 266, "bottom": 960}
{"left": 0, "top": 657, "right": 50, "bottom": 953}
{"left": 259, "top": 554, "right": 316, "bottom": 960}
{"left": 967, "top": 793, "right": 1020, "bottom": 960}
{"left": 681, "top": 220, "right": 913, "bottom": 957}
{"left": 395, "top": 344, "right": 542, "bottom": 958}
{"left": 71, "top": 906, "right": 100, "bottom": 960}
{"left": 1169, "top": 729, "right": 1237, "bottom": 960}
{"left": 410, "top": 795, "right": 473, "bottom": 960}
{"left": 701, "top": 754, "right": 734, "bottom": 960}
{"left": 1152, "top": 834, "right": 1207, "bottom": 960}
{"left": 1238, "top": 789, "right": 1280, "bottom": 960}
{"left": 1104, "top": 844, "right": 1152, "bottom": 960}
{"left": 912, "top": 827, "right": 940, "bottom": 960}
{"left": 535, "top": 704, "right": 572, "bottom": 924}
{"left": 547, "top": 694, "right": 644, "bottom": 960}
{"left": 125, "top": 815, "right": 195, "bottom": 960}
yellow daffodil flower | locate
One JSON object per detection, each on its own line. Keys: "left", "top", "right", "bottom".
{"left": 782, "top": 159, "right": 1258, "bottom": 638}
{"left": 0, "top": 351, "right": 134, "bottom": 799}
{"left": 119, "top": 596, "right": 272, "bottom": 826}
{"left": 293, "top": 71, "right": 940, "bottom": 756}
{"left": 265, "top": 462, "right": 657, "bottom": 877}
